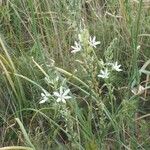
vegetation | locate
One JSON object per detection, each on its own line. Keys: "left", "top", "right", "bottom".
{"left": 0, "top": 0, "right": 150, "bottom": 149}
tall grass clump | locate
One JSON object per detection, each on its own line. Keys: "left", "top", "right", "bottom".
{"left": 0, "top": 0, "right": 150, "bottom": 149}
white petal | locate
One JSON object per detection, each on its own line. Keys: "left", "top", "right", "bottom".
{"left": 64, "top": 96, "right": 72, "bottom": 99}
{"left": 116, "top": 68, "right": 122, "bottom": 72}
{"left": 62, "top": 99, "right": 66, "bottom": 103}
{"left": 71, "top": 46, "right": 77, "bottom": 50}
{"left": 97, "top": 74, "right": 101, "bottom": 77}
{"left": 74, "top": 41, "right": 78, "bottom": 46}
{"left": 95, "top": 41, "right": 100, "bottom": 45}
{"left": 63, "top": 89, "right": 70, "bottom": 96}
{"left": 93, "top": 36, "right": 96, "bottom": 42}
{"left": 53, "top": 92, "right": 60, "bottom": 97}
{"left": 39, "top": 99, "right": 46, "bottom": 104}
{"left": 41, "top": 93, "right": 45, "bottom": 97}
{"left": 98, "top": 74, "right": 104, "bottom": 78}
{"left": 56, "top": 98, "right": 61, "bottom": 102}
{"left": 71, "top": 49, "right": 80, "bottom": 53}
{"left": 59, "top": 86, "right": 63, "bottom": 95}
{"left": 100, "top": 70, "right": 104, "bottom": 74}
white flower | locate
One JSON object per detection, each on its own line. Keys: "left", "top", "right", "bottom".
{"left": 89, "top": 36, "right": 100, "bottom": 48}
{"left": 53, "top": 86, "right": 72, "bottom": 103}
{"left": 111, "top": 61, "right": 122, "bottom": 72}
{"left": 71, "top": 41, "right": 81, "bottom": 53}
{"left": 98, "top": 68, "right": 109, "bottom": 79}
{"left": 39, "top": 91, "right": 51, "bottom": 104}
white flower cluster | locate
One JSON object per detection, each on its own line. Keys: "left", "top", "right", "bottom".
{"left": 39, "top": 86, "right": 72, "bottom": 104}
{"left": 71, "top": 35, "right": 100, "bottom": 53}
{"left": 98, "top": 61, "right": 122, "bottom": 79}
{"left": 39, "top": 30, "right": 123, "bottom": 105}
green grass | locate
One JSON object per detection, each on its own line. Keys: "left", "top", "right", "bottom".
{"left": 0, "top": 0, "right": 150, "bottom": 149}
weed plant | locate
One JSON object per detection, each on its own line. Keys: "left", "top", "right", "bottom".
{"left": 0, "top": 0, "right": 150, "bottom": 149}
